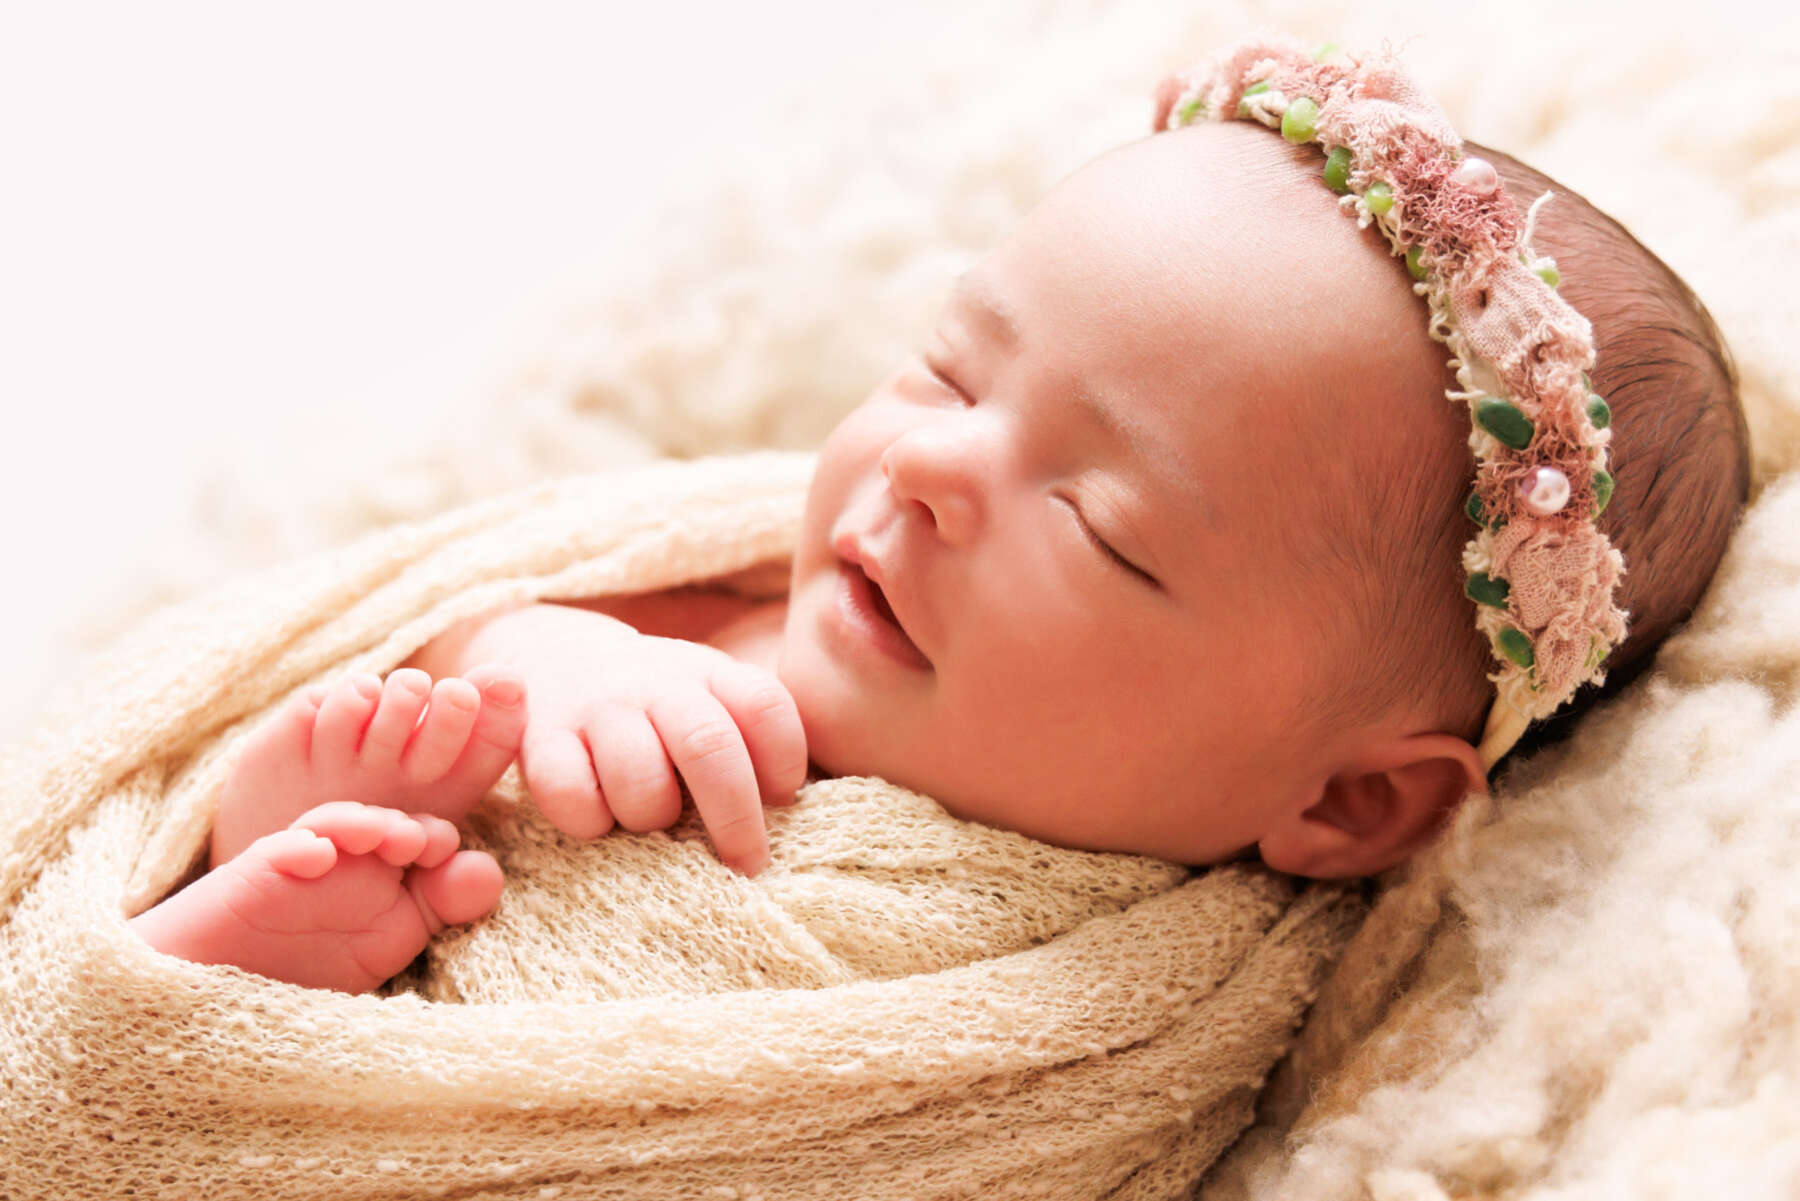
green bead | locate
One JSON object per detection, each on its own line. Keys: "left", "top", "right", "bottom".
{"left": 1364, "top": 181, "right": 1395, "bottom": 216}
{"left": 1282, "top": 96, "right": 1320, "bottom": 143}
{"left": 1593, "top": 470, "right": 1615, "bottom": 514}
{"left": 1533, "top": 258, "right": 1561, "bottom": 287}
{"left": 1474, "top": 397, "right": 1535, "bottom": 449}
{"left": 1465, "top": 572, "right": 1511, "bottom": 607}
{"left": 1176, "top": 94, "right": 1208, "bottom": 124}
{"left": 1323, "top": 147, "right": 1353, "bottom": 194}
{"left": 1586, "top": 393, "right": 1612, "bottom": 430}
{"left": 1496, "top": 627, "right": 1536, "bottom": 669}
{"left": 1405, "top": 245, "right": 1428, "bottom": 281}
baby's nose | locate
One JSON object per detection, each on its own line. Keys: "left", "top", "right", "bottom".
{"left": 880, "top": 425, "right": 983, "bottom": 544}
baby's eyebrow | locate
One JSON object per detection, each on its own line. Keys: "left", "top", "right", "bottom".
{"left": 949, "top": 273, "right": 1022, "bottom": 351}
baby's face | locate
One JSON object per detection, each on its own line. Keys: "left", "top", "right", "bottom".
{"left": 779, "top": 122, "right": 1452, "bottom": 864}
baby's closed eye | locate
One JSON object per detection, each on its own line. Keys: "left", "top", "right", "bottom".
{"left": 1055, "top": 493, "right": 1159, "bottom": 586}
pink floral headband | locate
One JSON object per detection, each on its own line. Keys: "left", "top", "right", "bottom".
{"left": 1154, "top": 34, "right": 1627, "bottom": 769}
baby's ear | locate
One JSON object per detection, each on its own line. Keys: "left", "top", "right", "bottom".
{"left": 1257, "top": 734, "right": 1486, "bottom": 879}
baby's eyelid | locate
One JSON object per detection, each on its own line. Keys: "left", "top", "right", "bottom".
{"left": 921, "top": 352, "right": 974, "bottom": 405}
{"left": 1058, "top": 495, "right": 1159, "bottom": 587}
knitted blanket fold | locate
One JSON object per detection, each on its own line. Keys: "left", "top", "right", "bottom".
{"left": 0, "top": 451, "right": 1363, "bottom": 1200}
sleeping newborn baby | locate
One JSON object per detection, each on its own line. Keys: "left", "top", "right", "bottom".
{"left": 130, "top": 53, "right": 1747, "bottom": 994}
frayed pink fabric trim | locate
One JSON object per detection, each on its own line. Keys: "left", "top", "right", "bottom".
{"left": 1156, "top": 33, "right": 1628, "bottom": 764}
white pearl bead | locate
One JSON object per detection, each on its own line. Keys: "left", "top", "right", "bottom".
{"left": 1451, "top": 156, "right": 1499, "bottom": 195}
{"left": 1519, "top": 465, "right": 1571, "bottom": 516}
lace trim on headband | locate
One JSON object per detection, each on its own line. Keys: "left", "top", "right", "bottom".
{"left": 1161, "top": 35, "right": 1628, "bottom": 767}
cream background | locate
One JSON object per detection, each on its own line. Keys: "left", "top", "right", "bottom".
{"left": 0, "top": 0, "right": 938, "bottom": 738}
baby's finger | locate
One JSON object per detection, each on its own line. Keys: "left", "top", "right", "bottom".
{"left": 647, "top": 691, "right": 768, "bottom": 875}
{"left": 520, "top": 728, "right": 615, "bottom": 839}
{"left": 588, "top": 708, "right": 684, "bottom": 833}
{"left": 709, "top": 661, "right": 807, "bottom": 807}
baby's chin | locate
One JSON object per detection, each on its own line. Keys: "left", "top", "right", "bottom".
{"left": 785, "top": 686, "right": 885, "bottom": 785}
{"left": 780, "top": 668, "right": 922, "bottom": 794}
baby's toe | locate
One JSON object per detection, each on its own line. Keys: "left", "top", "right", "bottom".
{"left": 371, "top": 813, "right": 430, "bottom": 866}
{"left": 441, "top": 669, "right": 527, "bottom": 789}
{"left": 243, "top": 685, "right": 329, "bottom": 772}
{"left": 398, "top": 678, "right": 482, "bottom": 784}
{"left": 408, "top": 850, "right": 504, "bottom": 931}
{"left": 408, "top": 814, "right": 463, "bottom": 869}
{"left": 292, "top": 801, "right": 401, "bottom": 857}
{"left": 254, "top": 827, "right": 338, "bottom": 879}
{"left": 358, "top": 669, "right": 432, "bottom": 767}
{"left": 312, "top": 674, "right": 383, "bottom": 771}
{"left": 285, "top": 684, "right": 329, "bottom": 731}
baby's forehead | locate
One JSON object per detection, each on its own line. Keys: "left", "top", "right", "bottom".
{"left": 1001, "top": 128, "right": 1439, "bottom": 425}
{"left": 1002, "top": 127, "right": 1420, "bottom": 373}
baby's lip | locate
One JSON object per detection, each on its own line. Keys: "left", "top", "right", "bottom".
{"left": 833, "top": 531, "right": 931, "bottom": 665}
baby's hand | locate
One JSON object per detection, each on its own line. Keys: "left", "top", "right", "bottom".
{"left": 454, "top": 604, "right": 805, "bottom": 874}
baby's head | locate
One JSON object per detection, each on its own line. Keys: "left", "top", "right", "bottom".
{"left": 778, "top": 45, "right": 1747, "bottom": 878}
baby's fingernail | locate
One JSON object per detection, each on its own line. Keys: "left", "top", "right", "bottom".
{"left": 737, "top": 851, "right": 770, "bottom": 877}
{"left": 485, "top": 678, "right": 523, "bottom": 707}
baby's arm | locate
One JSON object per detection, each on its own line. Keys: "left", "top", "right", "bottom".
{"left": 404, "top": 603, "right": 806, "bottom": 875}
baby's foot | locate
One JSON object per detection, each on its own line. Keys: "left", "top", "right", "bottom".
{"left": 211, "top": 667, "right": 525, "bottom": 868}
{"left": 131, "top": 802, "right": 504, "bottom": 993}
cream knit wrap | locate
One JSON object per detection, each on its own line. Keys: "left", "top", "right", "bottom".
{"left": 0, "top": 452, "right": 1363, "bottom": 1200}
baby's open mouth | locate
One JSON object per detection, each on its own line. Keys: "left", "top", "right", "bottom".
{"left": 840, "top": 560, "right": 931, "bottom": 670}
{"left": 863, "top": 570, "right": 900, "bottom": 627}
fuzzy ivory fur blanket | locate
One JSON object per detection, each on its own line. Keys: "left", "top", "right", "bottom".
{"left": 0, "top": 452, "right": 1363, "bottom": 1199}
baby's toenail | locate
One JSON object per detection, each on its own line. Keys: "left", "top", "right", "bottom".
{"left": 486, "top": 679, "right": 523, "bottom": 707}
{"left": 352, "top": 675, "right": 382, "bottom": 699}
{"left": 441, "top": 683, "right": 480, "bottom": 710}
{"left": 392, "top": 670, "right": 430, "bottom": 694}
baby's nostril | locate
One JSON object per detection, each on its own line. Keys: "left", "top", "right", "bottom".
{"left": 899, "top": 494, "right": 938, "bottom": 531}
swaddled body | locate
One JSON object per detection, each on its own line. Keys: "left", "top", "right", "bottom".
{"left": 131, "top": 82, "right": 1745, "bottom": 995}
{"left": 3, "top": 452, "right": 1370, "bottom": 1201}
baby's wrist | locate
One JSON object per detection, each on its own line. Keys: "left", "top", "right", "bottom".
{"left": 405, "top": 602, "right": 639, "bottom": 678}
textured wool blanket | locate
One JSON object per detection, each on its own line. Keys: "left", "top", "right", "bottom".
{"left": 0, "top": 451, "right": 1363, "bottom": 1200}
